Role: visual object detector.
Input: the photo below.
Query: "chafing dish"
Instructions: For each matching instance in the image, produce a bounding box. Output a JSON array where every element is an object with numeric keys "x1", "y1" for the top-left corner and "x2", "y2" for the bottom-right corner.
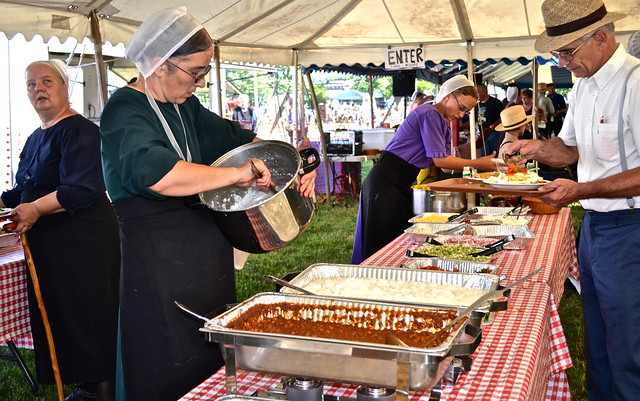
[
  {"x1": 202, "y1": 292, "x2": 481, "y2": 392},
  {"x1": 280, "y1": 263, "x2": 502, "y2": 314},
  {"x1": 470, "y1": 224, "x2": 536, "y2": 250},
  {"x1": 400, "y1": 257, "x2": 500, "y2": 275}
]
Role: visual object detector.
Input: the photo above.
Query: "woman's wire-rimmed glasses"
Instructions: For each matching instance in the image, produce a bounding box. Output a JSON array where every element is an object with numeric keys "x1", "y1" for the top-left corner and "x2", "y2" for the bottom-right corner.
[
  {"x1": 165, "y1": 59, "x2": 211, "y2": 84},
  {"x1": 453, "y1": 95, "x2": 473, "y2": 114},
  {"x1": 550, "y1": 34, "x2": 594, "y2": 62}
]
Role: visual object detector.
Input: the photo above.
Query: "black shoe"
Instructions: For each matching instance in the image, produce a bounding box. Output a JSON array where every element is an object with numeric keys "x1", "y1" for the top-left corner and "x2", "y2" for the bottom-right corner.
[{"x1": 65, "y1": 386, "x2": 97, "y2": 401}]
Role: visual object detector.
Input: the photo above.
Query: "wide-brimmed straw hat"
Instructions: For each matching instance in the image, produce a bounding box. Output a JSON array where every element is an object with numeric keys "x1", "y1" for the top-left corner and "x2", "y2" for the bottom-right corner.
[
  {"x1": 535, "y1": 0, "x2": 626, "y2": 53},
  {"x1": 495, "y1": 105, "x2": 534, "y2": 132}
]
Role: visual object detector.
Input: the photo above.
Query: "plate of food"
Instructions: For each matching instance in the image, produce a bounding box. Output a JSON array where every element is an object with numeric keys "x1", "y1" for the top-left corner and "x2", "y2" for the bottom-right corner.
[
  {"x1": 484, "y1": 182, "x2": 548, "y2": 190},
  {"x1": 483, "y1": 164, "x2": 548, "y2": 190}
]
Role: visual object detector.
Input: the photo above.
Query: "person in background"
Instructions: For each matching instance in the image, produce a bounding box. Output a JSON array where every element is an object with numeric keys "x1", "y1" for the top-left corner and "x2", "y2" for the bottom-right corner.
[
  {"x1": 502, "y1": 83, "x2": 521, "y2": 107},
  {"x1": 99, "y1": 8, "x2": 315, "y2": 401},
  {"x1": 351, "y1": 75, "x2": 497, "y2": 264},
  {"x1": 474, "y1": 83, "x2": 504, "y2": 156},
  {"x1": 0, "y1": 60, "x2": 119, "y2": 401},
  {"x1": 494, "y1": 105, "x2": 534, "y2": 161},
  {"x1": 536, "y1": 83, "x2": 556, "y2": 137},
  {"x1": 546, "y1": 83, "x2": 567, "y2": 136},
  {"x1": 521, "y1": 88, "x2": 546, "y2": 128},
  {"x1": 232, "y1": 93, "x2": 258, "y2": 132},
  {"x1": 506, "y1": 1, "x2": 640, "y2": 399}
]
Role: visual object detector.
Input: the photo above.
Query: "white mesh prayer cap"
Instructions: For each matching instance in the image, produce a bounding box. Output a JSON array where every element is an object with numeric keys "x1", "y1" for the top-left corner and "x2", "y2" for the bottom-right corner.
[
  {"x1": 125, "y1": 7, "x2": 203, "y2": 78},
  {"x1": 27, "y1": 60, "x2": 69, "y2": 86},
  {"x1": 436, "y1": 75, "x2": 475, "y2": 103},
  {"x1": 506, "y1": 85, "x2": 519, "y2": 102}
]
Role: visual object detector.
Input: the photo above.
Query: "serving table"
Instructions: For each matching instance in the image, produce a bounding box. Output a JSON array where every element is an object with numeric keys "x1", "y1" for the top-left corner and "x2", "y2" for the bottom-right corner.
[
  {"x1": 0, "y1": 242, "x2": 36, "y2": 391},
  {"x1": 181, "y1": 208, "x2": 578, "y2": 401}
]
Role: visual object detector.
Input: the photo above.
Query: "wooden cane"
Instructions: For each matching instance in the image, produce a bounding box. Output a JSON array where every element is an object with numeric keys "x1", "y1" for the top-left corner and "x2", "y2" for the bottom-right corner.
[{"x1": 21, "y1": 233, "x2": 65, "y2": 401}]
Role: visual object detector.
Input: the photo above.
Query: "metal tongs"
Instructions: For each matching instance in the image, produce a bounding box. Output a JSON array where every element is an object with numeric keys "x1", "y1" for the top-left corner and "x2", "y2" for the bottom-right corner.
[
  {"x1": 503, "y1": 197, "x2": 526, "y2": 218},
  {"x1": 405, "y1": 235, "x2": 514, "y2": 258},
  {"x1": 447, "y1": 207, "x2": 479, "y2": 223},
  {"x1": 424, "y1": 266, "x2": 545, "y2": 347},
  {"x1": 502, "y1": 150, "x2": 522, "y2": 165}
]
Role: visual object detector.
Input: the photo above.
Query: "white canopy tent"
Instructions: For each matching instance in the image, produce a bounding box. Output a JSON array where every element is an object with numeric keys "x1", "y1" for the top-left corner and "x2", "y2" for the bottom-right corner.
[
  {"x1": 1, "y1": 0, "x2": 638, "y2": 66},
  {"x1": 1, "y1": 0, "x2": 639, "y2": 193}
]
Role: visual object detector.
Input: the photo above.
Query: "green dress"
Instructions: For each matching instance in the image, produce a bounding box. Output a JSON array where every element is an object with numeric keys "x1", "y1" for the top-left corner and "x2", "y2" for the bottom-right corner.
[{"x1": 100, "y1": 88, "x2": 255, "y2": 401}]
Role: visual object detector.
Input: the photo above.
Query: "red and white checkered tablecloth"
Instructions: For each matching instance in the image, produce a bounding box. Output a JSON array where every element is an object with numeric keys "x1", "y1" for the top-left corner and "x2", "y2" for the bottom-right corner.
[
  {"x1": 181, "y1": 209, "x2": 578, "y2": 401},
  {"x1": 0, "y1": 243, "x2": 31, "y2": 345}
]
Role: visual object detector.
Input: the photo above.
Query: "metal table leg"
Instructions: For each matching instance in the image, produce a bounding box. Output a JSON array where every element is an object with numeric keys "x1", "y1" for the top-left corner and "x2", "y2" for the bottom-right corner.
[{"x1": 0, "y1": 340, "x2": 37, "y2": 393}]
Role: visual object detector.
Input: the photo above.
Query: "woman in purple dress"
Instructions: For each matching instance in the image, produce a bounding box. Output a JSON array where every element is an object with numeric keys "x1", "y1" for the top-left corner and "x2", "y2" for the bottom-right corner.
[{"x1": 351, "y1": 75, "x2": 496, "y2": 264}]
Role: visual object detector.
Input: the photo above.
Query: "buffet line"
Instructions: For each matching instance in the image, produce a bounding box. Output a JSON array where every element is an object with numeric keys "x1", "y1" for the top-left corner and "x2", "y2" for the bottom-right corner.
[{"x1": 181, "y1": 205, "x2": 579, "y2": 401}]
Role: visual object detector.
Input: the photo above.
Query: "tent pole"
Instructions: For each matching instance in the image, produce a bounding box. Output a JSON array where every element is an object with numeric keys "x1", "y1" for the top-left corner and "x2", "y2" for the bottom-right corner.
[
  {"x1": 213, "y1": 44, "x2": 223, "y2": 116},
  {"x1": 89, "y1": 11, "x2": 108, "y2": 110},
  {"x1": 298, "y1": 67, "x2": 307, "y2": 142},
  {"x1": 306, "y1": 70, "x2": 331, "y2": 204},
  {"x1": 292, "y1": 50, "x2": 299, "y2": 146},
  {"x1": 466, "y1": 40, "x2": 476, "y2": 208},
  {"x1": 532, "y1": 58, "x2": 540, "y2": 140},
  {"x1": 367, "y1": 72, "x2": 374, "y2": 128}
]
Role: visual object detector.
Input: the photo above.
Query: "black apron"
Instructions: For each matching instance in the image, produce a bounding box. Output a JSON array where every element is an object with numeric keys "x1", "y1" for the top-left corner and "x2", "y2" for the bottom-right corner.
[
  {"x1": 26, "y1": 195, "x2": 120, "y2": 383},
  {"x1": 113, "y1": 196, "x2": 235, "y2": 401},
  {"x1": 355, "y1": 151, "x2": 420, "y2": 262}
]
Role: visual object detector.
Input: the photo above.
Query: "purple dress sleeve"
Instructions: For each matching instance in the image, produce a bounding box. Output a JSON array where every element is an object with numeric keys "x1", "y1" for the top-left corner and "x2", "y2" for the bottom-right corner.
[{"x1": 385, "y1": 104, "x2": 451, "y2": 168}]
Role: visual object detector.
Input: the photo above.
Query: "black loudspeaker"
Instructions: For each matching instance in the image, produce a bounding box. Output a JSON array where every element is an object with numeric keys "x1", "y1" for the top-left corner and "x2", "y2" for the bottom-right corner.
[
  {"x1": 474, "y1": 73, "x2": 483, "y2": 84},
  {"x1": 392, "y1": 70, "x2": 416, "y2": 97}
]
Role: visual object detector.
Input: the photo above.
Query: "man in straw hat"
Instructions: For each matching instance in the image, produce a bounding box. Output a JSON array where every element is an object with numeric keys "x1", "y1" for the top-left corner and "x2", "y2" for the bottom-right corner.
[{"x1": 506, "y1": 1, "x2": 640, "y2": 399}]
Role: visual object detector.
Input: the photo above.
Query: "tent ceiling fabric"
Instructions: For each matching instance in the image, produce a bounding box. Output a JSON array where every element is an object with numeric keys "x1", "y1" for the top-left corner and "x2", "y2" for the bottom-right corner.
[{"x1": 1, "y1": 0, "x2": 639, "y2": 67}]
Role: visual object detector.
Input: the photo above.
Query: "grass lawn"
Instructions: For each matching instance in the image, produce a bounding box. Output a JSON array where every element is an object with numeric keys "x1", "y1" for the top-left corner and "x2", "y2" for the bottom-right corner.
[{"x1": 1, "y1": 200, "x2": 587, "y2": 400}]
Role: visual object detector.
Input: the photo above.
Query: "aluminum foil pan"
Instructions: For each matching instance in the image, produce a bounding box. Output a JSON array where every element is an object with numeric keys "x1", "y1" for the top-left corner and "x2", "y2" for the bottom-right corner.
[
  {"x1": 408, "y1": 212, "x2": 457, "y2": 223},
  {"x1": 405, "y1": 223, "x2": 467, "y2": 243},
  {"x1": 400, "y1": 257, "x2": 500, "y2": 275},
  {"x1": 202, "y1": 292, "x2": 481, "y2": 391},
  {"x1": 281, "y1": 263, "x2": 500, "y2": 313},
  {"x1": 470, "y1": 225, "x2": 536, "y2": 250}
]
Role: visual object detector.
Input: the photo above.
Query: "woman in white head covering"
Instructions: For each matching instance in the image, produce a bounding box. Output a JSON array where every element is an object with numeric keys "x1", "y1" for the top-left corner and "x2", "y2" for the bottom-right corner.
[
  {"x1": 351, "y1": 74, "x2": 497, "y2": 264},
  {"x1": 1, "y1": 60, "x2": 120, "y2": 401},
  {"x1": 100, "y1": 7, "x2": 315, "y2": 401}
]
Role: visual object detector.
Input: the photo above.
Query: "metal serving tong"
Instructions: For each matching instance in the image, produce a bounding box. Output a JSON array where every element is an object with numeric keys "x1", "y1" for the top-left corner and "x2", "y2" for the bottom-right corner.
[
  {"x1": 502, "y1": 150, "x2": 522, "y2": 165},
  {"x1": 447, "y1": 207, "x2": 479, "y2": 223},
  {"x1": 405, "y1": 235, "x2": 514, "y2": 258},
  {"x1": 423, "y1": 266, "x2": 545, "y2": 347}
]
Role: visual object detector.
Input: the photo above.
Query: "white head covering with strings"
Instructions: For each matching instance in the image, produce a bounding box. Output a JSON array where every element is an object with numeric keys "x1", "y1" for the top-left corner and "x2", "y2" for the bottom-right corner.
[
  {"x1": 124, "y1": 7, "x2": 206, "y2": 162},
  {"x1": 436, "y1": 75, "x2": 475, "y2": 103}
]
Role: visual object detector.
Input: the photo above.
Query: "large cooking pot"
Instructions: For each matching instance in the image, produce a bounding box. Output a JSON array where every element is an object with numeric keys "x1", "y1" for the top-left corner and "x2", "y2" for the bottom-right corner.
[
  {"x1": 412, "y1": 187, "x2": 467, "y2": 214},
  {"x1": 199, "y1": 140, "x2": 319, "y2": 254}
]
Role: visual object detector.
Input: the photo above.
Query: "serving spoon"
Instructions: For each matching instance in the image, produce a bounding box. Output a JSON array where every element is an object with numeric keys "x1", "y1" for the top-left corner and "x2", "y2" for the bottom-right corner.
[{"x1": 264, "y1": 275, "x2": 317, "y2": 295}]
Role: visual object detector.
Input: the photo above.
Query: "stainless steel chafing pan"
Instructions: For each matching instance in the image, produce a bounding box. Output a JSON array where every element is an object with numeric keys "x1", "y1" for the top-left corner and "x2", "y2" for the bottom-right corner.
[{"x1": 202, "y1": 292, "x2": 481, "y2": 391}]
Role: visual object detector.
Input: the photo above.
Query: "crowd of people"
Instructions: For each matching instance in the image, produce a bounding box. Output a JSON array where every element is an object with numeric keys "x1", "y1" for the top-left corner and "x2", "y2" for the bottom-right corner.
[{"x1": 3, "y1": 0, "x2": 639, "y2": 401}]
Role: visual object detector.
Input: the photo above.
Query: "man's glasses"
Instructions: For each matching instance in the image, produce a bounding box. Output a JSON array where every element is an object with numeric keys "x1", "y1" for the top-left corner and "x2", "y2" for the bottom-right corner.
[
  {"x1": 550, "y1": 35, "x2": 594, "y2": 63},
  {"x1": 165, "y1": 59, "x2": 211, "y2": 84}
]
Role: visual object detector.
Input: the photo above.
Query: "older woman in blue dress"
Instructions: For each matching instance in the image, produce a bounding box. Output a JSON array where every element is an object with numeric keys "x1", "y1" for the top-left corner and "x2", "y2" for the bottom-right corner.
[{"x1": 0, "y1": 60, "x2": 120, "y2": 401}]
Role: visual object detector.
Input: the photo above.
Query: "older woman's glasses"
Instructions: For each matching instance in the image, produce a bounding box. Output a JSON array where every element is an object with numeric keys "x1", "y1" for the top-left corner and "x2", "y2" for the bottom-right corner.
[
  {"x1": 165, "y1": 59, "x2": 211, "y2": 84},
  {"x1": 550, "y1": 35, "x2": 593, "y2": 62}
]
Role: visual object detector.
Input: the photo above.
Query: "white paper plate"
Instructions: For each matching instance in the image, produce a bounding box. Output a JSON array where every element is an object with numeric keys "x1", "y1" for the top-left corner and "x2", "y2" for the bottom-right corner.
[{"x1": 484, "y1": 181, "x2": 548, "y2": 190}]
